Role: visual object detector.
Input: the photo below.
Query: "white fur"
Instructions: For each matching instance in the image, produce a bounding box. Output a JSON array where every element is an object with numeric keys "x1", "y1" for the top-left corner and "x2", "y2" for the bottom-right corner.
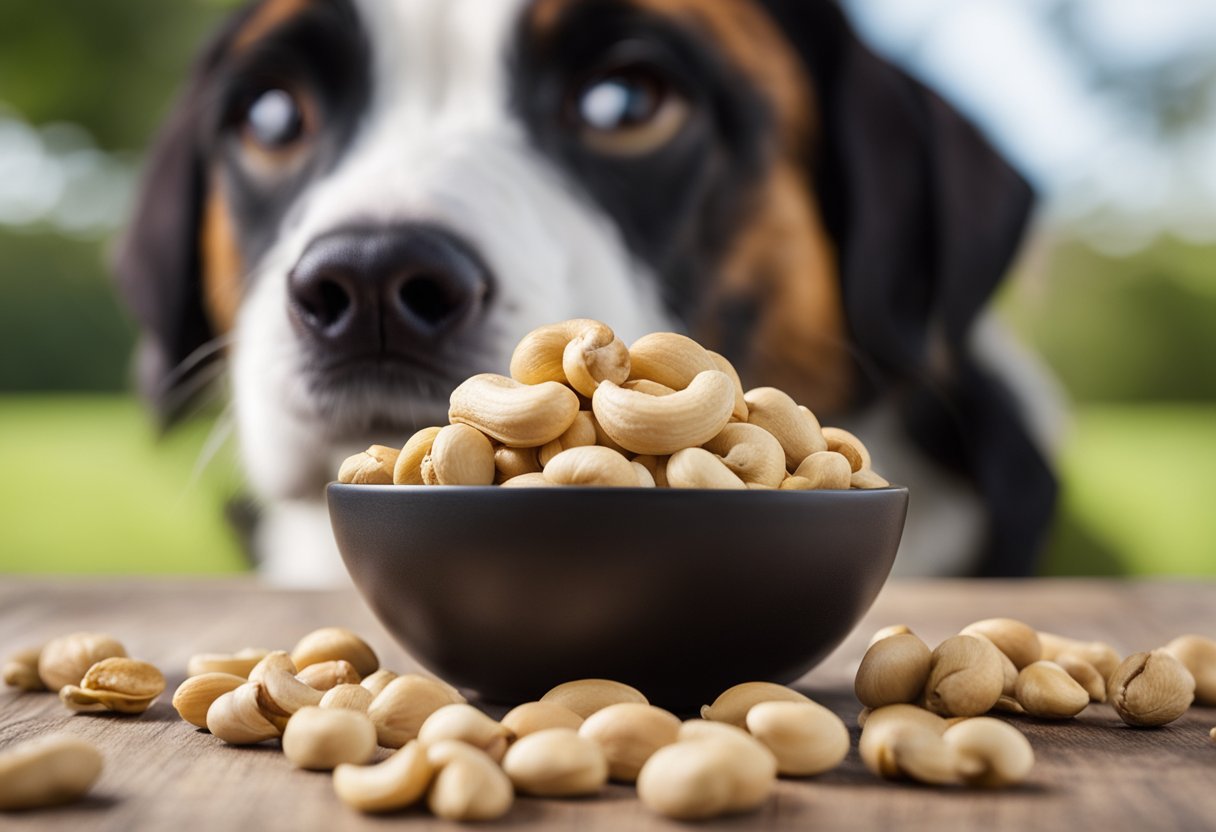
[{"x1": 232, "y1": 0, "x2": 676, "y2": 584}]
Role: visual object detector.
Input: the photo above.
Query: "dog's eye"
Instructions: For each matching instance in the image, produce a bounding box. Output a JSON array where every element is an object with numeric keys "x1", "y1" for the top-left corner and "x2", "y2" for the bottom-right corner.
[
  {"x1": 243, "y1": 89, "x2": 305, "y2": 150},
  {"x1": 571, "y1": 65, "x2": 689, "y2": 155}
]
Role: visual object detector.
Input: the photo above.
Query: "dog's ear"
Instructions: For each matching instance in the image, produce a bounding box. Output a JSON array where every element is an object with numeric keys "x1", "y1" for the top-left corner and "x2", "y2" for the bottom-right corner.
[
  {"x1": 113, "y1": 92, "x2": 213, "y2": 424},
  {"x1": 112, "y1": 9, "x2": 257, "y2": 425},
  {"x1": 763, "y1": 0, "x2": 1057, "y2": 574}
]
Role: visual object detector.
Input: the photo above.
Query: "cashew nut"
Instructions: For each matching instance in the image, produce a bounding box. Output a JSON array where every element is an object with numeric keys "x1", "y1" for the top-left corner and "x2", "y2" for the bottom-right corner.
[
  {"x1": 501, "y1": 701, "x2": 584, "y2": 739},
  {"x1": 996, "y1": 649, "x2": 1019, "y2": 698},
  {"x1": 173, "y1": 672, "x2": 246, "y2": 728},
  {"x1": 3, "y1": 646, "x2": 45, "y2": 691},
  {"x1": 943, "y1": 717, "x2": 1035, "y2": 788},
  {"x1": 1014, "y1": 661, "x2": 1089, "y2": 719},
  {"x1": 186, "y1": 647, "x2": 271, "y2": 678},
  {"x1": 319, "y1": 683, "x2": 374, "y2": 712},
  {"x1": 500, "y1": 472, "x2": 553, "y2": 488},
  {"x1": 1037, "y1": 632, "x2": 1121, "y2": 681},
  {"x1": 637, "y1": 721, "x2": 776, "y2": 819},
  {"x1": 702, "y1": 423, "x2": 786, "y2": 488},
  {"x1": 426, "y1": 739, "x2": 514, "y2": 821},
  {"x1": 393, "y1": 426, "x2": 442, "y2": 485},
  {"x1": 248, "y1": 650, "x2": 297, "y2": 683},
  {"x1": 1053, "y1": 652, "x2": 1107, "y2": 703},
  {"x1": 578, "y1": 703, "x2": 681, "y2": 782},
  {"x1": 858, "y1": 705, "x2": 957, "y2": 785},
  {"x1": 700, "y1": 681, "x2": 811, "y2": 727},
  {"x1": 537, "y1": 411, "x2": 597, "y2": 466},
  {"x1": 296, "y1": 660, "x2": 361, "y2": 691},
  {"x1": 676, "y1": 720, "x2": 775, "y2": 807},
  {"x1": 744, "y1": 387, "x2": 827, "y2": 469},
  {"x1": 960, "y1": 618, "x2": 1042, "y2": 670},
  {"x1": 1162, "y1": 634, "x2": 1216, "y2": 706},
  {"x1": 37, "y1": 632, "x2": 126, "y2": 691},
  {"x1": 509, "y1": 318, "x2": 630, "y2": 396},
  {"x1": 502, "y1": 727, "x2": 609, "y2": 797},
  {"x1": 368, "y1": 674, "x2": 467, "y2": 748},
  {"x1": 851, "y1": 468, "x2": 890, "y2": 488},
  {"x1": 821, "y1": 427, "x2": 870, "y2": 472},
  {"x1": 592, "y1": 371, "x2": 735, "y2": 455},
  {"x1": 359, "y1": 669, "x2": 398, "y2": 698},
  {"x1": 449, "y1": 373, "x2": 580, "y2": 447},
  {"x1": 1108, "y1": 650, "x2": 1195, "y2": 727},
  {"x1": 666, "y1": 447, "x2": 747, "y2": 489},
  {"x1": 333, "y1": 740, "x2": 433, "y2": 813},
  {"x1": 0, "y1": 735, "x2": 103, "y2": 811},
  {"x1": 924, "y1": 635, "x2": 1005, "y2": 717},
  {"x1": 540, "y1": 678, "x2": 648, "y2": 719},
  {"x1": 59, "y1": 657, "x2": 165, "y2": 715},
  {"x1": 291, "y1": 627, "x2": 379, "y2": 677},
  {"x1": 543, "y1": 445, "x2": 638, "y2": 487},
  {"x1": 494, "y1": 444, "x2": 541, "y2": 482},
  {"x1": 422, "y1": 423, "x2": 496, "y2": 485},
  {"x1": 707, "y1": 350, "x2": 749, "y2": 422},
  {"x1": 627, "y1": 331, "x2": 717, "y2": 390},
  {"x1": 745, "y1": 700, "x2": 850, "y2": 777},
  {"x1": 791, "y1": 450, "x2": 852, "y2": 489},
  {"x1": 207, "y1": 682, "x2": 282, "y2": 745},
  {"x1": 868, "y1": 624, "x2": 914, "y2": 647},
  {"x1": 588, "y1": 409, "x2": 628, "y2": 454},
  {"x1": 418, "y1": 703, "x2": 512, "y2": 762},
  {"x1": 622, "y1": 378, "x2": 676, "y2": 396},
  {"x1": 255, "y1": 666, "x2": 324, "y2": 721},
  {"x1": 338, "y1": 445, "x2": 399, "y2": 484},
  {"x1": 855, "y1": 633, "x2": 932, "y2": 708},
  {"x1": 630, "y1": 454, "x2": 669, "y2": 487},
  {"x1": 282, "y1": 706, "x2": 378, "y2": 770},
  {"x1": 631, "y1": 460, "x2": 657, "y2": 487}
]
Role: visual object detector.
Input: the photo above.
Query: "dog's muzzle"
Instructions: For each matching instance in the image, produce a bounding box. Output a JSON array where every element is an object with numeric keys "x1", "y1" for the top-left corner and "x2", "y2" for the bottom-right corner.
[{"x1": 287, "y1": 224, "x2": 491, "y2": 366}]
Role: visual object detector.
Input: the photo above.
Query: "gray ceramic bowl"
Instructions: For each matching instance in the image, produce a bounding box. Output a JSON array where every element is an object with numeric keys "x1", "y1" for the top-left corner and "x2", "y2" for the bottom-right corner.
[{"x1": 328, "y1": 484, "x2": 908, "y2": 710}]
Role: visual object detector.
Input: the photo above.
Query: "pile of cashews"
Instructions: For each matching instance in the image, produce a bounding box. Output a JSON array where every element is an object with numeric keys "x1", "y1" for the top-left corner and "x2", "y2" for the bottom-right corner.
[
  {"x1": 854, "y1": 620, "x2": 1214, "y2": 788},
  {"x1": 337, "y1": 318, "x2": 891, "y2": 489},
  {"x1": 6, "y1": 626, "x2": 1215, "y2": 816}
]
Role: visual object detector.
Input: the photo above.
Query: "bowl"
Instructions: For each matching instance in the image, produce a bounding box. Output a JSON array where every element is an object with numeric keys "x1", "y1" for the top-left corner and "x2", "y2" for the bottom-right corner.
[{"x1": 328, "y1": 484, "x2": 908, "y2": 710}]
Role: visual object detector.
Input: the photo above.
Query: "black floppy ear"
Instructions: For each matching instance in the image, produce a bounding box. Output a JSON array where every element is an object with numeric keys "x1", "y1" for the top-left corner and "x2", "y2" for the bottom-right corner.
[
  {"x1": 762, "y1": 0, "x2": 1057, "y2": 575},
  {"x1": 112, "y1": 91, "x2": 213, "y2": 424},
  {"x1": 112, "y1": 7, "x2": 258, "y2": 425}
]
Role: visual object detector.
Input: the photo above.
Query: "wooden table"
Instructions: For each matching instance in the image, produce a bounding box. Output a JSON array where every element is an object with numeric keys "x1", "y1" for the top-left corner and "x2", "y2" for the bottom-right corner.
[{"x1": 1, "y1": 578, "x2": 1213, "y2": 830}]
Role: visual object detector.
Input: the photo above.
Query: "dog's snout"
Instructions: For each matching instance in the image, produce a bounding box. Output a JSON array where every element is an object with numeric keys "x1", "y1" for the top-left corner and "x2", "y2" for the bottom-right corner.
[{"x1": 288, "y1": 225, "x2": 490, "y2": 357}]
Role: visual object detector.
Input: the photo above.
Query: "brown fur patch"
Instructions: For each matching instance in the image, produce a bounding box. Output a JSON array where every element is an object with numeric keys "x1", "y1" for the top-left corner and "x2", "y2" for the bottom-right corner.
[
  {"x1": 527, "y1": 0, "x2": 850, "y2": 412},
  {"x1": 200, "y1": 176, "x2": 243, "y2": 334},
  {"x1": 701, "y1": 165, "x2": 852, "y2": 414},
  {"x1": 233, "y1": 0, "x2": 311, "y2": 54}
]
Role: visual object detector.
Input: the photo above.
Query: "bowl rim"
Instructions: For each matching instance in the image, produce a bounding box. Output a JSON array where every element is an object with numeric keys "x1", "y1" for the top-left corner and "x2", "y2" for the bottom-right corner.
[{"x1": 327, "y1": 482, "x2": 908, "y2": 495}]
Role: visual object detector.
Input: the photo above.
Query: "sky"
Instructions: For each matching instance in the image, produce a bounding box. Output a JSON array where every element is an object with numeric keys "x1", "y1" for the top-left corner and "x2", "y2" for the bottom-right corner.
[
  {"x1": 2, "y1": 0, "x2": 1216, "y2": 250},
  {"x1": 842, "y1": 0, "x2": 1216, "y2": 250}
]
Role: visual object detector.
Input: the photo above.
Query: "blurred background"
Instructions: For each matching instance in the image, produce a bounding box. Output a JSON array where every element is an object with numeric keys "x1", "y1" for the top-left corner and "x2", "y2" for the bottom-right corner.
[{"x1": 1, "y1": 0, "x2": 1213, "y2": 575}]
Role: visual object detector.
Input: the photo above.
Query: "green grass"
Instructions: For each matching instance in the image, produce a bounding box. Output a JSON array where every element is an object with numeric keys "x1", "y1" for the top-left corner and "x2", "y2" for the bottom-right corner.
[
  {"x1": 0, "y1": 396, "x2": 1213, "y2": 575},
  {"x1": 0, "y1": 395, "x2": 247, "y2": 573},
  {"x1": 1041, "y1": 404, "x2": 1216, "y2": 576}
]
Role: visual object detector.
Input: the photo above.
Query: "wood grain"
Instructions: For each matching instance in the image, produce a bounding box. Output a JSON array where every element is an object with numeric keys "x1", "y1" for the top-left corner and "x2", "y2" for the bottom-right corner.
[{"x1": 1, "y1": 579, "x2": 1213, "y2": 831}]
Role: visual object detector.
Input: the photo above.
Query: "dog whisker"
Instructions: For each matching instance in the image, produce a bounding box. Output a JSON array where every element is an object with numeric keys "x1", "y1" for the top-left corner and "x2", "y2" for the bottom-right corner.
[
  {"x1": 183, "y1": 402, "x2": 237, "y2": 497},
  {"x1": 157, "y1": 357, "x2": 231, "y2": 424},
  {"x1": 154, "y1": 332, "x2": 235, "y2": 402}
]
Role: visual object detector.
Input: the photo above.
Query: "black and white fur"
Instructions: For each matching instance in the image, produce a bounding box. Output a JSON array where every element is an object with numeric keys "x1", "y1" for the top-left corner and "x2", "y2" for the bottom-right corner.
[{"x1": 116, "y1": 0, "x2": 1059, "y2": 585}]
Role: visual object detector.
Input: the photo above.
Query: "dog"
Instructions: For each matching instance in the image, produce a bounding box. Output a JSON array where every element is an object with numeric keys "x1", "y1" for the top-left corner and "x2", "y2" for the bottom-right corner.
[{"x1": 114, "y1": 0, "x2": 1058, "y2": 584}]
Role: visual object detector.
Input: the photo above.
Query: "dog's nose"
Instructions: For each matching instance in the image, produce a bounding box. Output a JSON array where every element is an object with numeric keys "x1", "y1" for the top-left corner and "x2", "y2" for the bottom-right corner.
[{"x1": 288, "y1": 225, "x2": 489, "y2": 355}]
